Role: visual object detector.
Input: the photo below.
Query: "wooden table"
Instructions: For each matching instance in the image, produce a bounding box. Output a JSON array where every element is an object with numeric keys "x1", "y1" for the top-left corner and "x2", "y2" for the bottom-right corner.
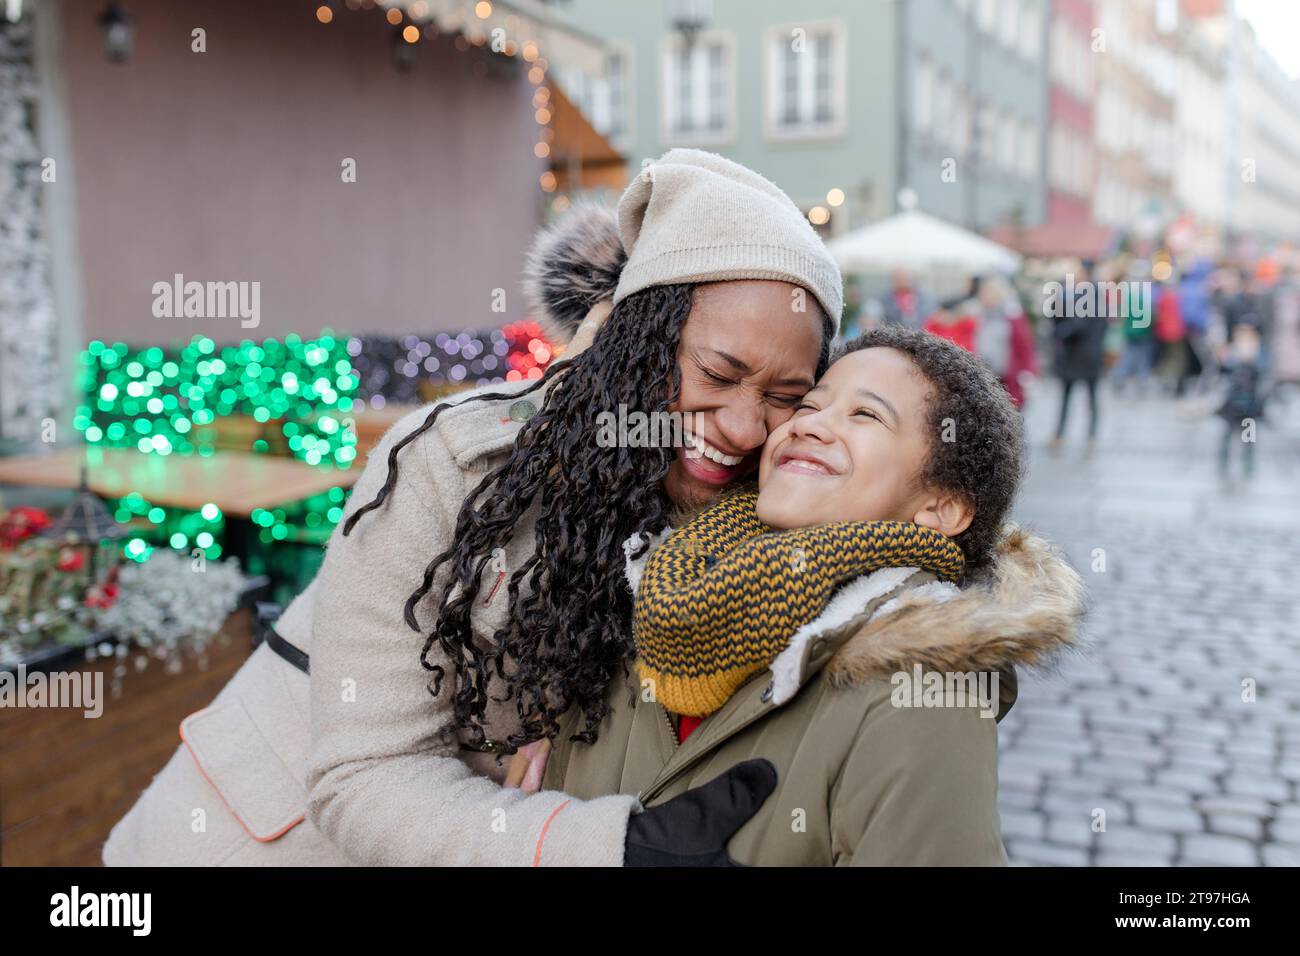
[{"x1": 0, "y1": 447, "x2": 356, "y2": 517}]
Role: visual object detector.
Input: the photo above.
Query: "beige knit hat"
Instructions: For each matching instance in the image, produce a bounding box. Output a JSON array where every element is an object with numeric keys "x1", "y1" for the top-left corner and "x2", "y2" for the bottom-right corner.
[{"x1": 612, "y1": 148, "x2": 843, "y2": 331}]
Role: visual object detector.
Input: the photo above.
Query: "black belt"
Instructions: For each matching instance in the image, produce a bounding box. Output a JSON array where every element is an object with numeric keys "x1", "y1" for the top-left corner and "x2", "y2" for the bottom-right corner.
[{"x1": 265, "y1": 627, "x2": 310, "y2": 675}]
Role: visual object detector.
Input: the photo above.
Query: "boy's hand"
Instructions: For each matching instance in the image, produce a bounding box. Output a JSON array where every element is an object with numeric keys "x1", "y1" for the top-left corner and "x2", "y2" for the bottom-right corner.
[{"x1": 503, "y1": 739, "x2": 551, "y2": 794}]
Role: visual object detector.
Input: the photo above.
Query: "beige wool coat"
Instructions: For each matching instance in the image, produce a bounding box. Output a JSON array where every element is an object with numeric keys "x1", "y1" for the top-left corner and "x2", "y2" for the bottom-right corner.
[{"x1": 104, "y1": 304, "x2": 642, "y2": 867}]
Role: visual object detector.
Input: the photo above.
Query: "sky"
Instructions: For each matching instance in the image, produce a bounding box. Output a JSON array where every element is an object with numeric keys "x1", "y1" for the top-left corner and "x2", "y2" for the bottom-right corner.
[{"x1": 1236, "y1": 0, "x2": 1300, "y2": 79}]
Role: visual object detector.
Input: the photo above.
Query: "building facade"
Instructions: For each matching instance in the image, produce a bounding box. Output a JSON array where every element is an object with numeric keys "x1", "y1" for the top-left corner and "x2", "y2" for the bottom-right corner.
[
  {"x1": 1091, "y1": 0, "x2": 1177, "y2": 235},
  {"x1": 1046, "y1": 0, "x2": 1097, "y2": 226},
  {"x1": 560, "y1": 0, "x2": 1050, "y2": 236},
  {"x1": 906, "y1": 0, "x2": 1050, "y2": 231}
]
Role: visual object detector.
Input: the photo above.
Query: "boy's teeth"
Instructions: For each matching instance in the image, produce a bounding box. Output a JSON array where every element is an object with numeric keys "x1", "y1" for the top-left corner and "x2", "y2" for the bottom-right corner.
[{"x1": 684, "y1": 429, "x2": 742, "y2": 467}]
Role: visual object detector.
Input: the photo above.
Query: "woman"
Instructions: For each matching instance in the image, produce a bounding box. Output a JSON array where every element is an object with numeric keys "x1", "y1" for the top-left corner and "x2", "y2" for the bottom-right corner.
[{"x1": 104, "y1": 148, "x2": 842, "y2": 866}]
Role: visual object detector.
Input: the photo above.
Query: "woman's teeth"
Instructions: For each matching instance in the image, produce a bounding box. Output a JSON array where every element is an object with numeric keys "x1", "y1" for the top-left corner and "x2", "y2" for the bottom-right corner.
[{"x1": 683, "y1": 429, "x2": 744, "y2": 467}]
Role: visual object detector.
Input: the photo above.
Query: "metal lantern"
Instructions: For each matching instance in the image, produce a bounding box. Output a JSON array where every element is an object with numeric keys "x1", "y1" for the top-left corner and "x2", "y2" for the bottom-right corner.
[
  {"x1": 40, "y1": 467, "x2": 127, "y2": 582},
  {"x1": 98, "y1": 2, "x2": 133, "y2": 63}
]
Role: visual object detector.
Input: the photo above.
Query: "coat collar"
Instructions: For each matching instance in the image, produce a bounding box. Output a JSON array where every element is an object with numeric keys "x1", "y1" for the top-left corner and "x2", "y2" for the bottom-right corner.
[{"x1": 822, "y1": 525, "x2": 1084, "y2": 690}]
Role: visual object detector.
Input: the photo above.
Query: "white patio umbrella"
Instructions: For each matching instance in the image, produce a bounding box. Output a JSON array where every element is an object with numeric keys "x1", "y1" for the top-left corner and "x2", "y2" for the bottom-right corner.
[{"x1": 826, "y1": 195, "x2": 1022, "y2": 276}]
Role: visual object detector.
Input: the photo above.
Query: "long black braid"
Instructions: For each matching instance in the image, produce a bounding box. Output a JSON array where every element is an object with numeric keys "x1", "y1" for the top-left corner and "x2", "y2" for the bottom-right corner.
[{"x1": 343, "y1": 283, "x2": 833, "y2": 749}]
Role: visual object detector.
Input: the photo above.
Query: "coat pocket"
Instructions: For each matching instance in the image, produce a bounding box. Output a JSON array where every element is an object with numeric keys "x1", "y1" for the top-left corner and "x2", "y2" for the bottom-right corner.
[{"x1": 180, "y1": 698, "x2": 307, "y2": 842}]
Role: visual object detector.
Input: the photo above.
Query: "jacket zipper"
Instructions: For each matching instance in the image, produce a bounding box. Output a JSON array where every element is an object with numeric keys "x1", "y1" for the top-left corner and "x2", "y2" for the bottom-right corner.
[
  {"x1": 635, "y1": 706, "x2": 681, "y2": 804},
  {"x1": 662, "y1": 706, "x2": 679, "y2": 747},
  {"x1": 639, "y1": 703, "x2": 773, "y2": 806},
  {"x1": 638, "y1": 679, "x2": 773, "y2": 806}
]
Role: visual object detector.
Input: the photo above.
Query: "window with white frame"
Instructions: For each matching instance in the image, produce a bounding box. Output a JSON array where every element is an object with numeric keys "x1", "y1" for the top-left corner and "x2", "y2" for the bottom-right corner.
[
  {"x1": 1000, "y1": 112, "x2": 1018, "y2": 170},
  {"x1": 663, "y1": 32, "x2": 733, "y2": 142},
  {"x1": 914, "y1": 55, "x2": 934, "y2": 135},
  {"x1": 934, "y1": 71, "x2": 953, "y2": 145},
  {"x1": 953, "y1": 88, "x2": 971, "y2": 155},
  {"x1": 605, "y1": 48, "x2": 631, "y2": 146},
  {"x1": 767, "y1": 24, "x2": 845, "y2": 137},
  {"x1": 1049, "y1": 125, "x2": 1065, "y2": 189},
  {"x1": 1019, "y1": 0, "x2": 1041, "y2": 60},
  {"x1": 1018, "y1": 118, "x2": 1038, "y2": 177},
  {"x1": 978, "y1": 0, "x2": 997, "y2": 33},
  {"x1": 575, "y1": 46, "x2": 633, "y2": 150},
  {"x1": 977, "y1": 102, "x2": 997, "y2": 165},
  {"x1": 999, "y1": 0, "x2": 1020, "y2": 49}
]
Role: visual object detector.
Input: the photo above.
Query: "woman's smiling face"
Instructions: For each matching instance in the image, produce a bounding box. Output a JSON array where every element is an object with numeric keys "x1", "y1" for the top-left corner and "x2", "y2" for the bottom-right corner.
[
  {"x1": 756, "y1": 347, "x2": 936, "y2": 529},
  {"x1": 665, "y1": 280, "x2": 825, "y2": 510}
]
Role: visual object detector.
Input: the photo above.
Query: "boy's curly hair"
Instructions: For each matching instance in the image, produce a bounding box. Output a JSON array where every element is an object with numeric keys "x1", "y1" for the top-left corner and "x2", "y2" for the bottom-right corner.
[{"x1": 836, "y1": 325, "x2": 1024, "y2": 574}]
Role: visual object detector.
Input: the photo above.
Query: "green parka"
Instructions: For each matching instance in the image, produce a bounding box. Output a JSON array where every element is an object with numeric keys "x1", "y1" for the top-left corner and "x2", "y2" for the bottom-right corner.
[{"x1": 542, "y1": 527, "x2": 1083, "y2": 866}]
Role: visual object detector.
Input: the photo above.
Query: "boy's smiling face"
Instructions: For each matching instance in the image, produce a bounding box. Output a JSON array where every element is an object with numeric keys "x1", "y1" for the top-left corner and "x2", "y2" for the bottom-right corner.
[{"x1": 756, "y1": 347, "x2": 973, "y2": 536}]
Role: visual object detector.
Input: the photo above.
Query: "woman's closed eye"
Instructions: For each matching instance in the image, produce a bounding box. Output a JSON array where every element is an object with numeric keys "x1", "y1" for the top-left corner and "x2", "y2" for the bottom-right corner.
[
  {"x1": 853, "y1": 407, "x2": 883, "y2": 423},
  {"x1": 699, "y1": 365, "x2": 734, "y2": 386},
  {"x1": 765, "y1": 392, "x2": 802, "y2": 409},
  {"x1": 701, "y1": 364, "x2": 802, "y2": 408}
]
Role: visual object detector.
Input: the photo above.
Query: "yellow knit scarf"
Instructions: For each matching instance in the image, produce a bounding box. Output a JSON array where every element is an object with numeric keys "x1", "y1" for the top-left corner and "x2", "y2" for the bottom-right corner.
[{"x1": 633, "y1": 489, "x2": 965, "y2": 718}]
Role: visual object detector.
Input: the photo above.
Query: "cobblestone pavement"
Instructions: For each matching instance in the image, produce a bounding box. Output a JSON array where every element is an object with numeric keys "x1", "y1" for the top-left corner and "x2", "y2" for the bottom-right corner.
[{"x1": 998, "y1": 379, "x2": 1300, "y2": 866}]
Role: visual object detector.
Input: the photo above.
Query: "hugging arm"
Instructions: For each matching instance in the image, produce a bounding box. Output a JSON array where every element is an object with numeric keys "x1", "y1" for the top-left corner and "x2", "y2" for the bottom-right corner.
[{"x1": 306, "y1": 409, "x2": 637, "y2": 866}]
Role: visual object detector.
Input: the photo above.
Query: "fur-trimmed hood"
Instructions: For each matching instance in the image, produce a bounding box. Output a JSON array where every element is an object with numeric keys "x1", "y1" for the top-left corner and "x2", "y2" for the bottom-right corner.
[{"x1": 823, "y1": 525, "x2": 1085, "y2": 687}]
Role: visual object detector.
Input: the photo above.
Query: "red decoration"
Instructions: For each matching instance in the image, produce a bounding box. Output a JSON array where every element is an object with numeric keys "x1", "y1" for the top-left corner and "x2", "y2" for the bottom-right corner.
[
  {"x1": 502, "y1": 320, "x2": 557, "y2": 382},
  {"x1": 0, "y1": 507, "x2": 53, "y2": 549},
  {"x1": 57, "y1": 548, "x2": 86, "y2": 572}
]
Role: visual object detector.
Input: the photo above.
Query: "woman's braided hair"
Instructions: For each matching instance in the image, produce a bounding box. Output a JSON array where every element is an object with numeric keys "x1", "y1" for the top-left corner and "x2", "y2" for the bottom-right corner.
[{"x1": 344, "y1": 282, "x2": 833, "y2": 748}]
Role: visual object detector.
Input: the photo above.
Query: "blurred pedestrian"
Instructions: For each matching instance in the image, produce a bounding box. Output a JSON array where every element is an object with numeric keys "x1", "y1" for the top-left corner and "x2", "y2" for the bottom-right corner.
[
  {"x1": 974, "y1": 275, "x2": 1038, "y2": 409},
  {"x1": 1222, "y1": 267, "x2": 1273, "y2": 346},
  {"x1": 1176, "y1": 258, "x2": 1213, "y2": 395},
  {"x1": 1216, "y1": 322, "x2": 1266, "y2": 481},
  {"x1": 1049, "y1": 261, "x2": 1107, "y2": 451},
  {"x1": 881, "y1": 269, "x2": 934, "y2": 329},
  {"x1": 923, "y1": 295, "x2": 978, "y2": 352},
  {"x1": 1110, "y1": 269, "x2": 1156, "y2": 394},
  {"x1": 839, "y1": 279, "x2": 865, "y2": 340},
  {"x1": 1153, "y1": 272, "x2": 1186, "y2": 391},
  {"x1": 1272, "y1": 262, "x2": 1300, "y2": 387}
]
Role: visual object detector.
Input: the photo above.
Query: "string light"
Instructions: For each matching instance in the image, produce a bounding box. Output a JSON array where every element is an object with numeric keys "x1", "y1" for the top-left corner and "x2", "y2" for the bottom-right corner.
[
  {"x1": 77, "y1": 333, "x2": 358, "y2": 469},
  {"x1": 313, "y1": 2, "x2": 559, "y2": 194}
]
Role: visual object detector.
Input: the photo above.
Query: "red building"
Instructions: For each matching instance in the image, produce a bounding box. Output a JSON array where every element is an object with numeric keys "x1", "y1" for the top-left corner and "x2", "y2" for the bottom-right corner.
[{"x1": 1047, "y1": 0, "x2": 1097, "y2": 228}]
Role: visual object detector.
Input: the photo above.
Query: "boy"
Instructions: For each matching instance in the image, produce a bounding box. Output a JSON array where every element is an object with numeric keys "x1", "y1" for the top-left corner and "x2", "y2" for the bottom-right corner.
[{"x1": 523, "y1": 326, "x2": 1083, "y2": 865}]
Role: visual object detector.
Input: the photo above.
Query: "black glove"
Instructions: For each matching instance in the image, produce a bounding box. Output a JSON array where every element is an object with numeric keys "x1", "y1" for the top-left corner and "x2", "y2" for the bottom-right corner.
[{"x1": 623, "y1": 759, "x2": 778, "y2": 866}]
